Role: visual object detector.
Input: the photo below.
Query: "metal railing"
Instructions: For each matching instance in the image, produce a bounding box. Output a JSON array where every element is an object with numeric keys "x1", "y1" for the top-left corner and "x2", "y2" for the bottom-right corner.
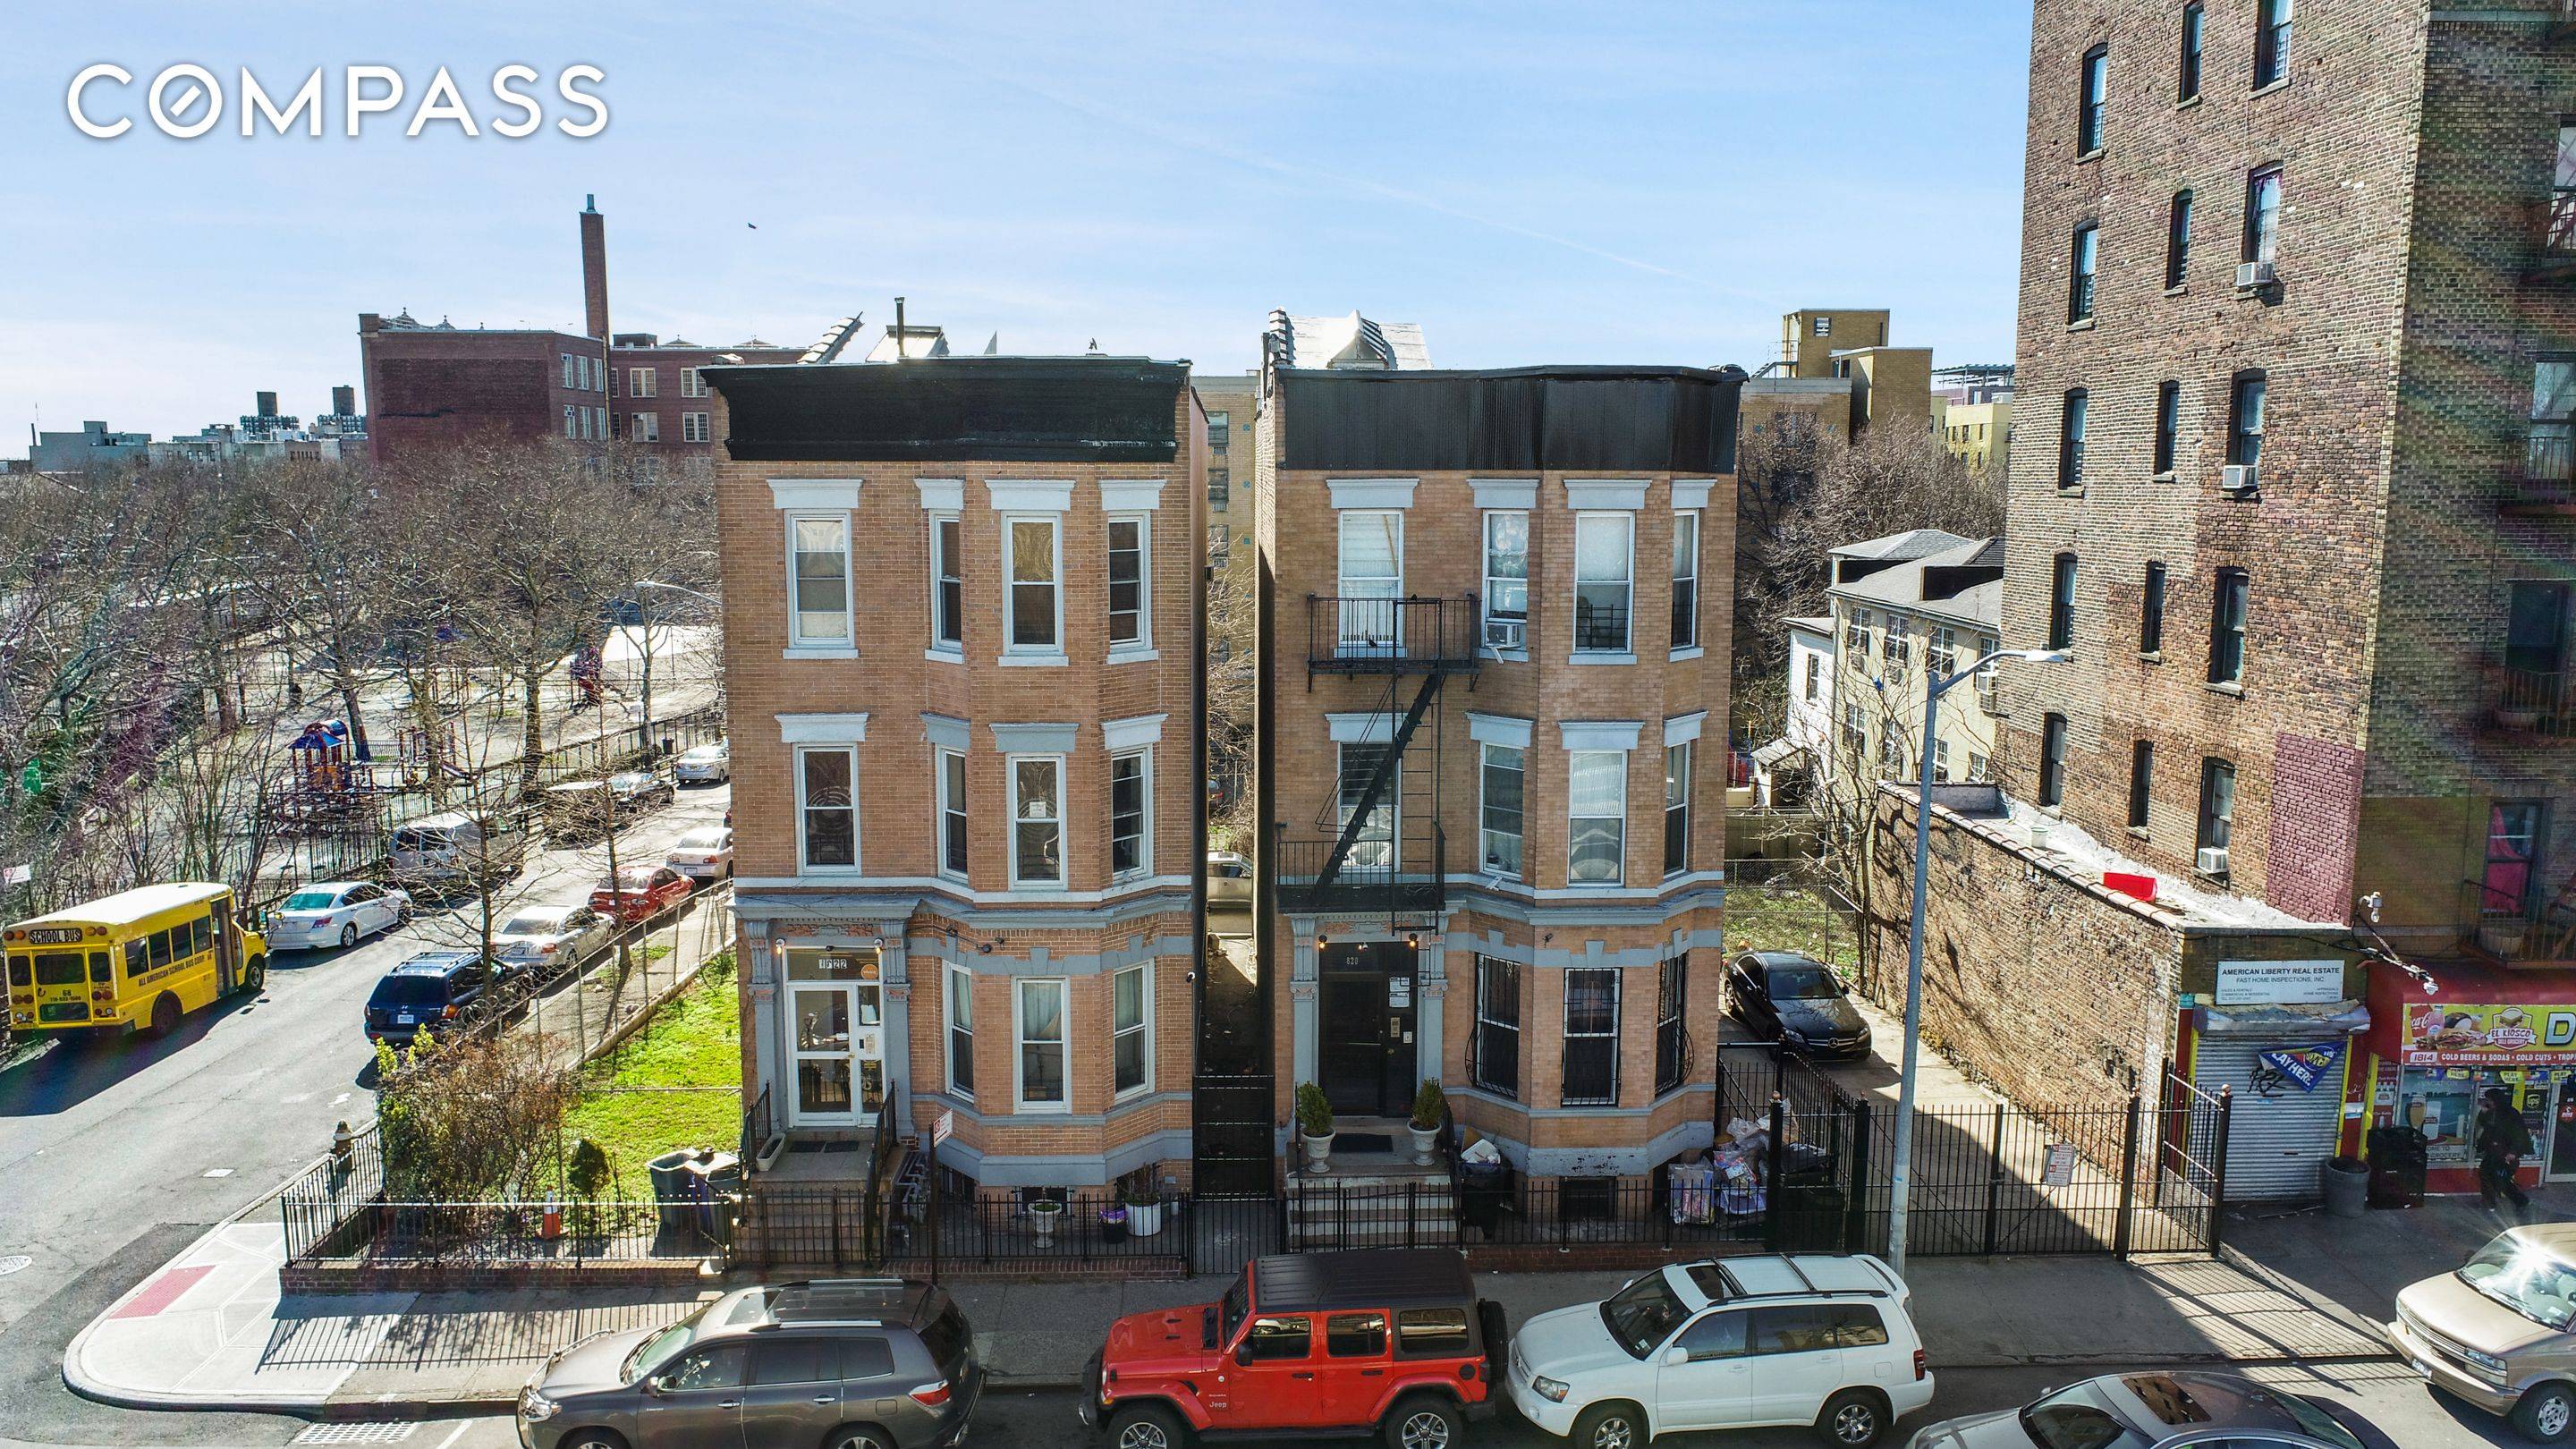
[
  {"x1": 742, "y1": 1083, "x2": 774, "y2": 1166},
  {"x1": 2493, "y1": 665, "x2": 2576, "y2": 737},
  {"x1": 1304, "y1": 595, "x2": 1484, "y2": 677},
  {"x1": 2462, "y1": 876, "x2": 2576, "y2": 966},
  {"x1": 1274, "y1": 825, "x2": 1447, "y2": 915},
  {"x1": 737, "y1": 1187, "x2": 1280, "y2": 1277},
  {"x1": 2511, "y1": 428, "x2": 2576, "y2": 510},
  {"x1": 294, "y1": 1199, "x2": 716, "y2": 1265}
]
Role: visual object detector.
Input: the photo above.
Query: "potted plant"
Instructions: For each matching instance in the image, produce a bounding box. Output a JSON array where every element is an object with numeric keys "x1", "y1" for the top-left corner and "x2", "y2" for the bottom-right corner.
[
  {"x1": 1406, "y1": 1080, "x2": 1445, "y2": 1165},
  {"x1": 1122, "y1": 1178, "x2": 1164, "y2": 1238},
  {"x1": 1027, "y1": 1195, "x2": 1064, "y2": 1245},
  {"x1": 1296, "y1": 1081, "x2": 1335, "y2": 1174},
  {"x1": 1100, "y1": 1195, "x2": 1130, "y2": 1243}
]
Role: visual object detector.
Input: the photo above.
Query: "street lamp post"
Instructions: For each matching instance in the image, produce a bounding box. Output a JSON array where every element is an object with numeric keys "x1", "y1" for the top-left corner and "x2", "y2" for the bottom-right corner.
[{"x1": 1885, "y1": 646, "x2": 2065, "y2": 1279}]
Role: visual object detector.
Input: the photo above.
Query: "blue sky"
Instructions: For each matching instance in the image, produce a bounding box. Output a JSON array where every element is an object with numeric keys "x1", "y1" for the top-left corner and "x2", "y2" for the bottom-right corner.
[{"x1": 3, "y1": 2, "x2": 2032, "y2": 443}]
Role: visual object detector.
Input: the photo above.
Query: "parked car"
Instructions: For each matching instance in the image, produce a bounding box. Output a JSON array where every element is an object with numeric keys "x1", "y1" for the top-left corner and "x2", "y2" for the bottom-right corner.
[
  {"x1": 1728, "y1": 952, "x2": 1873, "y2": 1059},
  {"x1": 1085, "y1": 1249, "x2": 1501, "y2": 1449},
  {"x1": 2389, "y1": 1223, "x2": 2576, "y2": 1442},
  {"x1": 539, "y1": 772, "x2": 671, "y2": 840},
  {"x1": 387, "y1": 811, "x2": 526, "y2": 896},
  {"x1": 516, "y1": 1277, "x2": 979, "y2": 1449},
  {"x1": 1905, "y1": 1370, "x2": 2363, "y2": 1448},
  {"x1": 673, "y1": 741, "x2": 730, "y2": 784},
  {"x1": 666, "y1": 826, "x2": 735, "y2": 884},
  {"x1": 1509, "y1": 1254, "x2": 1928, "y2": 1449},
  {"x1": 590, "y1": 864, "x2": 693, "y2": 925},
  {"x1": 363, "y1": 950, "x2": 498, "y2": 1048},
  {"x1": 490, "y1": 903, "x2": 614, "y2": 974},
  {"x1": 266, "y1": 880, "x2": 411, "y2": 951},
  {"x1": 1206, "y1": 850, "x2": 1253, "y2": 907}
]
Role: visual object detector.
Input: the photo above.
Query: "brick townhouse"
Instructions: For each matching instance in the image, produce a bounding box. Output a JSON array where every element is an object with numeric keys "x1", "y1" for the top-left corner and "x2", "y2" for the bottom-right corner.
[
  {"x1": 1254, "y1": 340, "x2": 1747, "y2": 1186},
  {"x1": 1883, "y1": 0, "x2": 2576, "y2": 1200},
  {"x1": 703, "y1": 354, "x2": 1206, "y2": 1204},
  {"x1": 360, "y1": 197, "x2": 806, "y2": 462}
]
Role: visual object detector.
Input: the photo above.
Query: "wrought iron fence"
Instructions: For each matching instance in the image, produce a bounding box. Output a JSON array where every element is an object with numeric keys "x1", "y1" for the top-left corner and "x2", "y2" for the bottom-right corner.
[
  {"x1": 298, "y1": 1199, "x2": 716, "y2": 1265},
  {"x1": 280, "y1": 1123, "x2": 386, "y2": 1260},
  {"x1": 735, "y1": 1187, "x2": 1283, "y2": 1278}
]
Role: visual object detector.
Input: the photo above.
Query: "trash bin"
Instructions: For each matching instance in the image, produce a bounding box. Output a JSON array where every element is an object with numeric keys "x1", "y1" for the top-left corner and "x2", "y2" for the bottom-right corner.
[
  {"x1": 647, "y1": 1149, "x2": 698, "y2": 1234},
  {"x1": 686, "y1": 1149, "x2": 741, "y2": 1241},
  {"x1": 2366, "y1": 1125, "x2": 2428, "y2": 1208},
  {"x1": 2321, "y1": 1155, "x2": 2369, "y2": 1219},
  {"x1": 1458, "y1": 1159, "x2": 1510, "y2": 1239}
]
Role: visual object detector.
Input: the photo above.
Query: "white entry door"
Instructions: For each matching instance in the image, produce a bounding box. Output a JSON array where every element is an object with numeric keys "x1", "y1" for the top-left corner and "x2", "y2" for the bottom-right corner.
[{"x1": 786, "y1": 953, "x2": 886, "y2": 1129}]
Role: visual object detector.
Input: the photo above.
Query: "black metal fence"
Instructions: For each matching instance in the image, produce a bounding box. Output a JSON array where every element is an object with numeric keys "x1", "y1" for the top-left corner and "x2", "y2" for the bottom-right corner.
[
  {"x1": 280, "y1": 1123, "x2": 387, "y2": 1261},
  {"x1": 735, "y1": 1187, "x2": 1284, "y2": 1278},
  {"x1": 296, "y1": 1199, "x2": 716, "y2": 1266},
  {"x1": 1192, "y1": 1074, "x2": 1276, "y2": 1199}
]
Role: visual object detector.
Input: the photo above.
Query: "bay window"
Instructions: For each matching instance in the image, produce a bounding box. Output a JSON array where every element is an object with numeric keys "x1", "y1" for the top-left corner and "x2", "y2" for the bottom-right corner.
[
  {"x1": 936, "y1": 748, "x2": 969, "y2": 880},
  {"x1": 1663, "y1": 741, "x2": 1692, "y2": 877},
  {"x1": 1473, "y1": 955, "x2": 1521, "y2": 1099},
  {"x1": 796, "y1": 746, "x2": 858, "y2": 870},
  {"x1": 1016, "y1": 979, "x2": 1067, "y2": 1109},
  {"x1": 945, "y1": 962, "x2": 974, "y2": 1098},
  {"x1": 1479, "y1": 742, "x2": 1525, "y2": 877},
  {"x1": 1110, "y1": 750, "x2": 1150, "y2": 878},
  {"x1": 1483, "y1": 511, "x2": 1529, "y2": 650},
  {"x1": 788, "y1": 514, "x2": 852, "y2": 648},
  {"x1": 1004, "y1": 517, "x2": 1062, "y2": 656},
  {"x1": 1654, "y1": 957, "x2": 1687, "y2": 1097},
  {"x1": 1107, "y1": 515, "x2": 1149, "y2": 653},
  {"x1": 1563, "y1": 968, "x2": 1620, "y2": 1107},
  {"x1": 1010, "y1": 756, "x2": 1064, "y2": 886},
  {"x1": 1568, "y1": 751, "x2": 1627, "y2": 886},
  {"x1": 931, "y1": 514, "x2": 963, "y2": 652},
  {"x1": 1113, "y1": 962, "x2": 1151, "y2": 1097},
  {"x1": 1670, "y1": 511, "x2": 1700, "y2": 650}
]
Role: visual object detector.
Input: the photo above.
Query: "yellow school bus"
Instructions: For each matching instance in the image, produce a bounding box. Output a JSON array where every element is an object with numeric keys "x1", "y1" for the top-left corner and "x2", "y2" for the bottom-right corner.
[{"x1": 4, "y1": 883, "x2": 268, "y2": 1037}]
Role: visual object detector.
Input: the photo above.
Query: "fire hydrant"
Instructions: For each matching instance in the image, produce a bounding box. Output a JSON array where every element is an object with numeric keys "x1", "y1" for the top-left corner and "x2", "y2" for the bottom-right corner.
[{"x1": 540, "y1": 1191, "x2": 563, "y2": 1241}]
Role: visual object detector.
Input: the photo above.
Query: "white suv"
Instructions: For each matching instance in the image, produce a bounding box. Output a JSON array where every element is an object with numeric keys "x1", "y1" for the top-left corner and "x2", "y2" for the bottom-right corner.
[{"x1": 1507, "y1": 1254, "x2": 1932, "y2": 1449}]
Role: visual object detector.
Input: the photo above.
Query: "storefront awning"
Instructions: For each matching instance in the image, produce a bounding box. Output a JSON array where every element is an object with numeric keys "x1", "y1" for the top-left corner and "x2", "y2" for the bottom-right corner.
[
  {"x1": 2200, "y1": 1001, "x2": 2369, "y2": 1037},
  {"x1": 2364, "y1": 956, "x2": 2576, "y2": 1068}
]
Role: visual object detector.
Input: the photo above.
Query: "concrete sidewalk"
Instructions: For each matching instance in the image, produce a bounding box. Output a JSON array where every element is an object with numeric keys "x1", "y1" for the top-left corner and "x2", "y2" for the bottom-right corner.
[{"x1": 68, "y1": 1224, "x2": 2393, "y2": 1415}]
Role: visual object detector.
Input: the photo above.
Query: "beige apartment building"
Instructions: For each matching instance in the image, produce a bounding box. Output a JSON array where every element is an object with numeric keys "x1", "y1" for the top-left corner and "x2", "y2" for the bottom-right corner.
[
  {"x1": 1254, "y1": 342, "x2": 1747, "y2": 1182},
  {"x1": 1739, "y1": 307, "x2": 1936, "y2": 447},
  {"x1": 1820, "y1": 531, "x2": 2006, "y2": 792},
  {"x1": 704, "y1": 354, "x2": 1207, "y2": 1201}
]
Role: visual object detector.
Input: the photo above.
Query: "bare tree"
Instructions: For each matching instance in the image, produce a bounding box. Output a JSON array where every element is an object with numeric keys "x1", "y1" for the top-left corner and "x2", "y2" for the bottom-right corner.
[{"x1": 1206, "y1": 555, "x2": 1256, "y2": 851}]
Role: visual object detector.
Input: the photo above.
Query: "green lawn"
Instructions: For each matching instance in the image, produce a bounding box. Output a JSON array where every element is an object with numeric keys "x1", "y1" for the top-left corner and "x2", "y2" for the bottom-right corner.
[
  {"x1": 1726, "y1": 884, "x2": 1861, "y2": 970},
  {"x1": 534, "y1": 953, "x2": 740, "y2": 1196}
]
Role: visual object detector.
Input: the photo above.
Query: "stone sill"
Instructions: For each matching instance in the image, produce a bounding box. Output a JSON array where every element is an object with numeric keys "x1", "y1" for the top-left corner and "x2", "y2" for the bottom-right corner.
[
  {"x1": 2139, "y1": 650, "x2": 2164, "y2": 665},
  {"x1": 2206, "y1": 681, "x2": 2245, "y2": 699},
  {"x1": 2067, "y1": 318, "x2": 2097, "y2": 333}
]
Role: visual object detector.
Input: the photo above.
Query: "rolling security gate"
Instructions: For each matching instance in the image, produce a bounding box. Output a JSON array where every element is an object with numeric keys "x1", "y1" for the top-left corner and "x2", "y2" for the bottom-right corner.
[{"x1": 2190, "y1": 1031, "x2": 2351, "y2": 1200}]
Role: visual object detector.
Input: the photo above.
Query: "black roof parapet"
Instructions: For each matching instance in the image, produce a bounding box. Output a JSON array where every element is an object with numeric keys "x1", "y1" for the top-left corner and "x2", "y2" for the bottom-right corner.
[
  {"x1": 1277, "y1": 363, "x2": 1748, "y2": 473},
  {"x1": 700, "y1": 355, "x2": 1192, "y2": 462}
]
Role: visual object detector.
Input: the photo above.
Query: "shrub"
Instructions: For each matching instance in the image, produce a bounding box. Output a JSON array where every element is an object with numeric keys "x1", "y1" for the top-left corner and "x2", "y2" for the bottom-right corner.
[
  {"x1": 1410, "y1": 1080, "x2": 1445, "y2": 1131},
  {"x1": 1295, "y1": 1081, "x2": 1334, "y2": 1139}
]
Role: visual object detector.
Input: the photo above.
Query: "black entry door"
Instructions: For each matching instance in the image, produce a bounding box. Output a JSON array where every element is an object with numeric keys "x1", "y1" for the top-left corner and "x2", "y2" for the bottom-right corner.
[{"x1": 1320, "y1": 944, "x2": 1415, "y2": 1116}]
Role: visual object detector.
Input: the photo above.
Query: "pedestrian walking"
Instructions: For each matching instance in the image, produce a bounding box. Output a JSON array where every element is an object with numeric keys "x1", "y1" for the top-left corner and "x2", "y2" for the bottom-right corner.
[{"x1": 2476, "y1": 1087, "x2": 2535, "y2": 1216}]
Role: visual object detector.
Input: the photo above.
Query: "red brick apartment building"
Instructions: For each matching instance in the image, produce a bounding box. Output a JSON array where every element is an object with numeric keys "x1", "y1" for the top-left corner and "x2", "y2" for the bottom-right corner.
[
  {"x1": 360, "y1": 198, "x2": 805, "y2": 462},
  {"x1": 1254, "y1": 342, "x2": 1747, "y2": 1183},
  {"x1": 1880, "y1": 0, "x2": 2576, "y2": 1199},
  {"x1": 704, "y1": 356, "x2": 1207, "y2": 1200}
]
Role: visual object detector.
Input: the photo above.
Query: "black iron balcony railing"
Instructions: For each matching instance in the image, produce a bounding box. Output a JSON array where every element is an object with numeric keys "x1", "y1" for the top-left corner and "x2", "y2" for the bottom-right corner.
[
  {"x1": 2491, "y1": 665, "x2": 2576, "y2": 738},
  {"x1": 2510, "y1": 427, "x2": 2576, "y2": 513},
  {"x1": 1306, "y1": 595, "x2": 1484, "y2": 678},
  {"x1": 1275, "y1": 825, "x2": 1446, "y2": 916},
  {"x1": 2462, "y1": 876, "x2": 2576, "y2": 968}
]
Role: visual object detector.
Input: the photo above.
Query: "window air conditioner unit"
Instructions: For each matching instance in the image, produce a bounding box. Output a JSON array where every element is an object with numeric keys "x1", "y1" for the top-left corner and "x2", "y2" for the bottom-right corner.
[
  {"x1": 2196, "y1": 845, "x2": 2231, "y2": 877},
  {"x1": 2221, "y1": 462, "x2": 2259, "y2": 495},
  {"x1": 2235, "y1": 260, "x2": 2277, "y2": 290},
  {"x1": 1483, "y1": 617, "x2": 1526, "y2": 651}
]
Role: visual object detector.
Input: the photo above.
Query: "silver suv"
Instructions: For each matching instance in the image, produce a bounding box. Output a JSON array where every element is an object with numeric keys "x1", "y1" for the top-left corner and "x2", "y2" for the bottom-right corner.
[{"x1": 518, "y1": 1278, "x2": 979, "y2": 1449}]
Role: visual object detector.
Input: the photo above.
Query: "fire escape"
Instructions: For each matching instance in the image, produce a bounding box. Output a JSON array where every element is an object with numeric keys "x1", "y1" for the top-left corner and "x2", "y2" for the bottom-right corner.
[{"x1": 1275, "y1": 595, "x2": 1483, "y2": 929}]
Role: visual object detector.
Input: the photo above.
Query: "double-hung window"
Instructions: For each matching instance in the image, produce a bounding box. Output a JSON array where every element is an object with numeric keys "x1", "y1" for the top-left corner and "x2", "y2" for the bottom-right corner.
[
  {"x1": 796, "y1": 746, "x2": 858, "y2": 870},
  {"x1": 2039, "y1": 713, "x2": 2070, "y2": 808},
  {"x1": 1473, "y1": 956, "x2": 1521, "y2": 1099},
  {"x1": 2208, "y1": 568, "x2": 2250, "y2": 685},
  {"x1": 1928, "y1": 625, "x2": 1959, "y2": 678},
  {"x1": 2077, "y1": 44, "x2": 2108, "y2": 154},
  {"x1": 1338, "y1": 510, "x2": 1403, "y2": 655},
  {"x1": 1479, "y1": 743, "x2": 1524, "y2": 877},
  {"x1": 2507, "y1": 580, "x2": 2572, "y2": 678},
  {"x1": 2068, "y1": 223, "x2": 2098, "y2": 324},
  {"x1": 1112, "y1": 963, "x2": 1151, "y2": 1097},
  {"x1": 564, "y1": 405, "x2": 578, "y2": 439},
  {"x1": 1107, "y1": 515, "x2": 1149, "y2": 653},
  {"x1": 1010, "y1": 757, "x2": 1064, "y2": 886},
  {"x1": 1337, "y1": 743, "x2": 1396, "y2": 872},
  {"x1": 787, "y1": 513, "x2": 852, "y2": 648},
  {"x1": 2128, "y1": 741, "x2": 2155, "y2": 831},
  {"x1": 1483, "y1": 512, "x2": 1529, "y2": 651},
  {"x1": 2153, "y1": 381, "x2": 2181, "y2": 475},
  {"x1": 561, "y1": 353, "x2": 578, "y2": 389},
  {"x1": 2228, "y1": 371, "x2": 2267, "y2": 471},
  {"x1": 2484, "y1": 803, "x2": 2547, "y2": 917},
  {"x1": 2253, "y1": 0, "x2": 2292, "y2": 89},
  {"x1": 2243, "y1": 166, "x2": 2282, "y2": 267},
  {"x1": 1016, "y1": 979, "x2": 1067, "y2": 1109},
  {"x1": 680, "y1": 367, "x2": 705, "y2": 398},
  {"x1": 929, "y1": 514, "x2": 964, "y2": 653},
  {"x1": 945, "y1": 962, "x2": 975, "y2": 1098},
  {"x1": 1883, "y1": 619, "x2": 1911, "y2": 683},
  {"x1": 682, "y1": 411, "x2": 710, "y2": 444},
  {"x1": 1573, "y1": 513, "x2": 1634, "y2": 655},
  {"x1": 1841, "y1": 702, "x2": 1868, "y2": 765},
  {"x1": 2196, "y1": 758, "x2": 2236, "y2": 868},
  {"x1": 1844, "y1": 607, "x2": 1875, "y2": 659},
  {"x1": 936, "y1": 749, "x2": 970, "y2": 881},
  {"x1": 1567, "y1": 751, "x2": 1627, "y2": 886},
  {"x1": 631, "y1": 412, "x2": 660, "y2": 444},
  {"x1": 2141, "y1": 562, "x2": 2168, "y2": 654},
  {"x1": 1653, "y1": 957, "x2": 1687, "y2": 1097},
  {"x1": 2165, "y1": 191, "x2": 2192, "y2": 290},
  {"x1": 2177, "y1": 3, "x2": 2203, "y2": 102},
  {"x1": 1005, "y1": 517, "x2": 1063, "y2": 657},
  {"x1": 1109, "y1": 750, "x2": 1150, "y2": 878},
  {"x1": 2049, "y1": 553, "x2": 2079, "y2": 651},
  {"x1": 2059, "y1": 389, "x2": 2089, "y2": 489},
  {"x1": 1663, "y1": 741, "x2": 1692, "y2": 877},
  {"x1": 1670, "y1": 511, "x2": 1700, "y2": 650},
  {"x1": 1563, "y1": 969, "x2": 1620, "y2": 1107}
]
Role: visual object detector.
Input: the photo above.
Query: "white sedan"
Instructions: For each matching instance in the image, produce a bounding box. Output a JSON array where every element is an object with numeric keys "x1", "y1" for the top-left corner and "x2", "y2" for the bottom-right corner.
[
  {"x1": 489, "y1": 903, "x2": 614, "y2": 973},
  {"x1": 267, "y1": 880, "x2": 411, "y2": 951},
  {"x1": 666, "y1": 826, "x2": 735, "y2": 883},
  {"x1": 673, "y1": 741, "x2": 729, "y2": 784}
]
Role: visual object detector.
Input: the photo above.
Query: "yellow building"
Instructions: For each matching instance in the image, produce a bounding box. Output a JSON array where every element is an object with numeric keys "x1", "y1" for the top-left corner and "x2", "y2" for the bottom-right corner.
[{"x1": 1941, "y1": 398, "x2": 2012, "y2": 478}]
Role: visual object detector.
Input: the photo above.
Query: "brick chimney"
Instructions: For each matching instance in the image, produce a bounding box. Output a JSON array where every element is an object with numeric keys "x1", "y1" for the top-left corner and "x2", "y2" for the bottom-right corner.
[{"x1": 579, "y1": 194, "x2": 609, "y2": 341}]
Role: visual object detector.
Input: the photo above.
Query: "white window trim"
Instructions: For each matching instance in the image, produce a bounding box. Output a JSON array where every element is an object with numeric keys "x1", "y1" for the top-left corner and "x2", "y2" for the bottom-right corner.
[
  {"x1": 1479, "y1": 741, "x2": 1526, "y2": 881},
  {"x1": 680, "y1": 367, "x2": 705, "y2": 398},
  {"x1": 1467, "y1": 711, "x2": 1534, "y2": 750},
  {"x1": 1106, "y1": 512, "x2": 1157, "y2": 663},
  {"x1": 792, "y1": 742, "x2": 861, "y2": 877},
  {"x1": 935, "y1": 745, "x2": 970, "y2": 885},
  {"x1": 925, "y1": 510, "x2": 964, "y2": 662},
  {"x1": 1571, "y1": 510, "x2": 1636, "y2": 664},
  {"x1": 1109, "y1": 747, "x2": 1153, "y2": 880},
  {"x1": 1000, "y1": 513, "x2": 1067, "y2": 666},
  {"x1": 1102, "y1": 713, "x2": 1167, "y2": 752},
  {"x1": 1112, "y1": 962, "x2": 1154, "y2": 1101},
  {"x1": 1335, "y1": 508, "x2": 1405, "y2": 654},
  {"x1": 782, "y1": 509, "x2": 857, "y2": 659},
  {"x1": 629, "y1": 367, "x2": 657, "y2": 399},
  {"x1": 945, "y1": 962, "x2": 975, "y2": 1102},
  {"x1": 987, "y1": 479, "x2": 1075, "y2": 513},
  {"x1": 1101, "y1": 479, "x2": 1165, "y2": 512},
  {"x1": 682, "y1": 412, "x2": 711, "y2": 444},
  {"x1": 1336, "y1": 740, "x2": 1400, "y2": 866},
  {"x1": 914, "y1": 478, "x2": 964, "y2": 512},
  {"x1": 1327, "y1": 712, "x2": 1399, "y2": 745},
  {"x1": 1566, "y1": 749, "x2": 1629, "y2": 888},
  {"x1": 1326, "y1": 478, "x2": 1418, "y2": 510},
  {"x1": 631, "y1": 411, "x2": 659, "y2": 444},
  {"x1": 1559, "y1": 720, "x2": 1645, "y2": 752},
  {"x1": 1007, "y1": 753, "x2": 1070, "y2": 890},
  {"x1": 778, "y1": 713, "x2": 869, "y2": 745},
  {"x1": 1014, "y1": 977, "x2": 1071, "y2": 1113},
  {"x1": 1671, "y1": 479, "x2": 1717, "y2": 511},
  {"x1": 1670, "y1": 509, "x2": 1702, "y2": 659},
  {"x1": 1470, "y1": 479, "x2": 1538, "y2": 511},
  {"x1": 1664, "y1": 740, "x2": 1693, "y2": 879}
]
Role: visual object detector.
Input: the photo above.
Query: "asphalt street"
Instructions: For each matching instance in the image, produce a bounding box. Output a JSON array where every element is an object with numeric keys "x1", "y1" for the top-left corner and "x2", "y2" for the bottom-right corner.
[
  {"x1": 0, "y1": 779, "x2": 730, "y2": 1448},
  {"x1": 0, "y1": 1360, "x2": 2506, "y2": 1449}
]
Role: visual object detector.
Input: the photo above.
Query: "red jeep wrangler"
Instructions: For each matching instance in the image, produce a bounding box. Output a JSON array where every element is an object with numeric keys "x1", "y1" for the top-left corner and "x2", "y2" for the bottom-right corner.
[{"x1": 1083, "y1": 1249, "x2": 1504, "y2": 1449}]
